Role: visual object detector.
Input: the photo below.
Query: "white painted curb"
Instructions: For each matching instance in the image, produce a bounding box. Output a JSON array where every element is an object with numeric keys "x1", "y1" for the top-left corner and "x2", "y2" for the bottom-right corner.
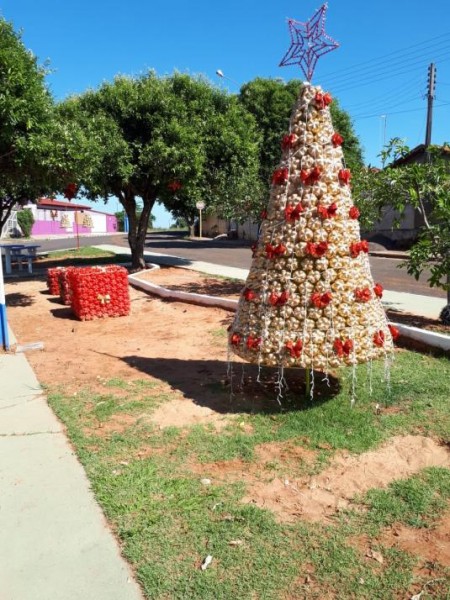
[
  {"x1": 392, "y1": 322, "x2": 450, "y2": 352},
  {"x1": 128, "y1": 266, "x2": 449, "y2": 352}
]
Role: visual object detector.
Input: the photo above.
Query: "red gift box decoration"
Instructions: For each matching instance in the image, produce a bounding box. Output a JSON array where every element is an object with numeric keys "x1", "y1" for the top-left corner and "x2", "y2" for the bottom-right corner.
[
  {"x1": 47, "y1": 267, "x2": 66, "y2": 296},
  {"x1": 69, "y1": 265, "x2": 130, "y2": 321}
]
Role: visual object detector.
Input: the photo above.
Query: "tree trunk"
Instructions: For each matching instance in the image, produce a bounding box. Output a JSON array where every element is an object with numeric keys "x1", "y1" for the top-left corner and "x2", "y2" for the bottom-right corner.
[
  {"x1": 0, "y1": 199, "x2": 15, "y2": 235},
  {"x1": 185, "y1": 216, "x2": 195, "y2": 237},
  {"x1": 447, "y1": 272, "x2": 450, "y2": 305},
  {"x1": 122, "y1": 193, "x2": 156, "y2": 270}
]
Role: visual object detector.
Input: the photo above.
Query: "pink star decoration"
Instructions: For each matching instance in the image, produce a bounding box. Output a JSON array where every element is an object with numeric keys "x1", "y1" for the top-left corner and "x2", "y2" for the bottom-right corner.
[{"x1": 279, "y1": 3, "x2": 339, "y2": 82}]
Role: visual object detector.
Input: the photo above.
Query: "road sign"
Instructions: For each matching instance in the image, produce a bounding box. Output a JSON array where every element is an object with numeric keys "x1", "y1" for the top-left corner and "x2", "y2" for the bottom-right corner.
[{"x1": 196, "y1": 201, "x2": 205, "y2": 210}]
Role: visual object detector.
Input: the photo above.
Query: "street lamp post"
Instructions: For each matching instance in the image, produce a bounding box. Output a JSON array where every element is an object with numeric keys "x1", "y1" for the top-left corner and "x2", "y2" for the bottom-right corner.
[
  {"x1": 196, "y1": 201, "x2": 205, "y2": 238},
  {"x1": 216, "y1": 69, "x2": 240, "y2": 87}
]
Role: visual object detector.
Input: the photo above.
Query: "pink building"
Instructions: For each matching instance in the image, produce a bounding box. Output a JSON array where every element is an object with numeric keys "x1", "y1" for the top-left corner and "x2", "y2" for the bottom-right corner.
[{"x1": 28, "y1": 198, "x2": 118, "y2": 237}]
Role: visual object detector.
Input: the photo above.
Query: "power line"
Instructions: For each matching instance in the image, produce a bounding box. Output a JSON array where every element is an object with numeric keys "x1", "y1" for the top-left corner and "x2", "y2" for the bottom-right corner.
[
  {"x1": 343, "y1": 78, "x2": 422, "y2": 111},
  {"x1": 351, "y1": 94, "x2": 423, "y2": 119},
  {"x1": 329, "y1": 53, "x2": 450, "y2": 94},
  {"x1": 326, "y1": 40, "x2": 450, "y2": 88},
  {"x1": 352, "y1": 101, "x2": 449, "y2": 121},
  {"x1": 321, "y1": 32, "x2": 450, "y2": 83}
]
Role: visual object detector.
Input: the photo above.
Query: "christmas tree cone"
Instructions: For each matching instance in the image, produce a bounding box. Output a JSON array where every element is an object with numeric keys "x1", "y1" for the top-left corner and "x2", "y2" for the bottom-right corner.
[{"x1": 229, "y1": 83, "x2": 397, "y2": 373}]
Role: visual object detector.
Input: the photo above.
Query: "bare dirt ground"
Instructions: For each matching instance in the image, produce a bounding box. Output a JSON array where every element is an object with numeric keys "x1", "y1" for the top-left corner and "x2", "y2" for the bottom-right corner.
[
  {"x1": 135, "y1": 266, "x2": 242, "y2": 299},
  {"x1": 4, "y1": 268, "x2": 450, "y2": 568}
]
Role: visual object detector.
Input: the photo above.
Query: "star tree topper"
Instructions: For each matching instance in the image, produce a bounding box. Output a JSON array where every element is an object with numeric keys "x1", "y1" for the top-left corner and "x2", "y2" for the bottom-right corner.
[{"x1": 279, "y1": 3, "x2": 339, "y2": 81}]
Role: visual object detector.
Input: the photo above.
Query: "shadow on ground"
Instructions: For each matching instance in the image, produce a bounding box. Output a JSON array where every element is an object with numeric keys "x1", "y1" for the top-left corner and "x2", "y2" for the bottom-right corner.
[
  {"x1": 5, "y1": 292, "x2": 35, "y2": 307},
  {"x1": 114, "y1": 355, "x2": 340, "y2": 414},
  {"x1": 50, "y1": 307, "x2": 78, "y2": 320}
]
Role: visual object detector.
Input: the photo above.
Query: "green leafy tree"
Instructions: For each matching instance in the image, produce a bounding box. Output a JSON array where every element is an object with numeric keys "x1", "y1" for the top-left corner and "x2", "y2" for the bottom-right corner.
[
  {"x1": 61, "y1": 72, "x2": 260, "y2": 268},
  {"x1": 353, "y1": 138, "x2": 450, "y2": 314},
  {"x1": 238, "y1": 77, "x2": 364, "y2": 214},
  {"x1": 0, "y1": 18, "x2": 57, "y2": 233}
]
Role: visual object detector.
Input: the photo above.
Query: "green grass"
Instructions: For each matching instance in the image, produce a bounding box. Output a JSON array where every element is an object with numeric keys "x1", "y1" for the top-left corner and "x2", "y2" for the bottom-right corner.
[
  {"x1": 35, "y1": 246, "x2": 130, "y2": 268},
  {"x1": 46, "y1": 350, "x2": 450, "y2": 599}
]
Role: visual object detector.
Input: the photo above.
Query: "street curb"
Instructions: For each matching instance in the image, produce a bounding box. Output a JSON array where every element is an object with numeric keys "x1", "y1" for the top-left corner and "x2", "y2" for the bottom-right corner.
[
  {"x1": 128, "y1": 268, "x2": 449, "y2": 353},
  {"x1": 393, "y1": 322, "x2": 450, "y2": 352},
  {"x1": 128, "y1": 267, "x2": 238, "y2": 312},
  {"x1": 369, "y1": 251, "x2": 409, "y2": 259}
]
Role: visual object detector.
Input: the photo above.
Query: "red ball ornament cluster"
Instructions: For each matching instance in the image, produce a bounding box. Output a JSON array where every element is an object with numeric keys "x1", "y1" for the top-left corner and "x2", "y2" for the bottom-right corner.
[
  {"x1": 63, "y1": 183, "x2": 78, "y2": 200},
  {"x1": 69, "y1": 266, "x2": 130, "y2": 320},
  {"x1": 47, "y1": 267, "x2": 66, "y2": 296},
  {"x1": 47, "y1": 265, "x2": 130, "y2": 321}
]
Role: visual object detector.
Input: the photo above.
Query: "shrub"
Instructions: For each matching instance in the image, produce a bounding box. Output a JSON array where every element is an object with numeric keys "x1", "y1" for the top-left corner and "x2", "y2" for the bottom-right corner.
[{"x1": 17, "y1": 208, "x2": 35, "y2": 238}]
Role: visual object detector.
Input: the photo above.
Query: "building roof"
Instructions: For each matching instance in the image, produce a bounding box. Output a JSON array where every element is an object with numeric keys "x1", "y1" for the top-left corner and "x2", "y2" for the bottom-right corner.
[
  {"x1": 37, "y1": 198, "x2": 92, "y2": 211},
  {"x1": 391, "y1": 144, "x2": 450, "y2": 167}
]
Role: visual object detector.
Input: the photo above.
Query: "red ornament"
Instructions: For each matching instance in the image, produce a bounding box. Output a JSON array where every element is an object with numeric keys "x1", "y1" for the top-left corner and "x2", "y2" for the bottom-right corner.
[
  {"x1": 317, "y1": 205, "x2": 328, "y2": 220},
  {"x1": 373, "y1": 283, "x2": 383, "y2": 298},
  {"x1": 243, "y1": 288, "x2": 257, "y2": 301},
  {"x1": 327, "y1": 203, "x2": 338, "y2": 217},
  {"x1": 373, "y1": 330, "x2": 385, "y2": 347},
  {"x1": 388, "y1": 324, "x2": 400, "y2": 341},
  {"x1": 266, "y1": 243, "x2": 287, "y2": 259},
  {"x1": 230, "y1": 333, "x2": 241, "y2": 346},
  {"x1": 63, "y1": 183, "x2": 77, "y2": 200},
  {"x1": 167, "y1": 180, "x2": 182, "y2": 192},
  {"x1": 338, "y1": 169, "x2": 352, "y2": 185},
  {"x1": 349, "y1": 240, "x2": 369, "y2": 258},
  {"x1": 285, "y1": 202, "x2": 304, "y2": 222},
  {"x1": 300, "y1": 166, "x2": 322, "y2": 186},
  {"x1": 278, "y1": 290, "x2": 289, "y2": 305},
  {"x1": 306, "y1": 241, "x2": 328, "y2": 258},
  {"x1": 246, "y1": 335, "x2": 261, "y2": 350},
  {"x1": 349, "y1": 206, "x2": 360, "y2": 219},
  {"x1": 261, "y1": 209, "x2": 268, "y2": 220},
  {"x1": 272, "y1": 167, "x2": 289, "y2": 185},
  {"x1": 317, "y1": 203, "x2": 338, "y2": 219},
  {"x1": 315, "y1": 91, "x2": 333, "y2": 109},
  {"x1": 285, "y1": 339, "x2": 303, "y2": 358},
  {"x1": 333, "y1": 338, "x2": 353, "y2": 357},
  {"x1": 269, "y1": 291, "x2": 289, "y2": 307},
  {"x1": 311, "y1": 291, "x2": 332, "y2": 309},
  {"x1": 281, "y1": 133, "x2": 297, "y2": 150},
  {"x1": 354, "y1": 287, "x2": 372, "y2": 303},
  {"x1": 331, "y1": 132, "x2": 344, "y2": 147},
  {"x1": 251, "y1": 243, "x2": 257, "y2": 257}
]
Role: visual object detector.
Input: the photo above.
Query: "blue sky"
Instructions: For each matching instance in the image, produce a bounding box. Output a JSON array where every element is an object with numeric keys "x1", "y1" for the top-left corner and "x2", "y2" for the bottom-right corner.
[{"x1": 2, "y1": 0, "x2": 449, "y2": 226}]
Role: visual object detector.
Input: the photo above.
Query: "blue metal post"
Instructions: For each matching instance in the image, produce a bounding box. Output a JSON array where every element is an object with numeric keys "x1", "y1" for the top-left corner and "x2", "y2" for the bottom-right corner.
[{"x1": 0, "y1": 251, "x2": 10, "y2": 351}]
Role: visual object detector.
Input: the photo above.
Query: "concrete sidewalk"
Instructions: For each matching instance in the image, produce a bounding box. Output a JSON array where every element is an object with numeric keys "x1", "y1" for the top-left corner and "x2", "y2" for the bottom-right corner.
[
  {"x1": 96, "y1": 244, "x2": 447, "y2": 320},
  {"x1": 0, "y1": 329, "x2": 143, "y2": 600}
]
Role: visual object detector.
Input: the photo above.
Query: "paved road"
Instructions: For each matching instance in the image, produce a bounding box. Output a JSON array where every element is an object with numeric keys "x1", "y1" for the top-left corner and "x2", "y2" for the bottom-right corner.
[{"x1": 33, "y1": 232, "x2": 446, "y2": 299}]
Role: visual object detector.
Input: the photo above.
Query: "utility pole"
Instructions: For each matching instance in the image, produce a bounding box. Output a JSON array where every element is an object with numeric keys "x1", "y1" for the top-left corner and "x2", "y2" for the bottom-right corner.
[{"x1": 425, "y1": 63, "x2": 436, "y2": 147}]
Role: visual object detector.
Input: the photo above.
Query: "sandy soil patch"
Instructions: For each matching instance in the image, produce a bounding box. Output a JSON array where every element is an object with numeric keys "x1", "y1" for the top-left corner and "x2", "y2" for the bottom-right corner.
[
  {"x1": 240, "y1": 435, "x2": 450, "y2": 523},
  {"x1": 135, "y1": 266, "x2": 242, "y2": 299}
]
